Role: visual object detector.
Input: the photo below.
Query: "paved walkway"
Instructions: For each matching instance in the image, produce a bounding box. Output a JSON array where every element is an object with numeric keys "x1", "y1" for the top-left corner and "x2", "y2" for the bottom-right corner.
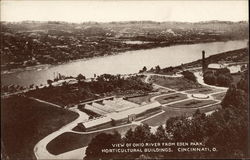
[{"x1": 34, "y1": 108, "x2": 89, "y2": 159}]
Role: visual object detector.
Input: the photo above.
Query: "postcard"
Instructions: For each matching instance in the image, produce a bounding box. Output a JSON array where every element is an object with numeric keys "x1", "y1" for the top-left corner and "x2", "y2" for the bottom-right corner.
[{"x1": 1, "y1": 0, "x2": 249, "y2": 159}]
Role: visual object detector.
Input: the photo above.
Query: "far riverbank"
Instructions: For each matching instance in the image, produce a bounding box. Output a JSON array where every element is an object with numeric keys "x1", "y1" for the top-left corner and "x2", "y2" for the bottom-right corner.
[{"x1": 1, "y1": 40, "x2": 248, "y2": 87}]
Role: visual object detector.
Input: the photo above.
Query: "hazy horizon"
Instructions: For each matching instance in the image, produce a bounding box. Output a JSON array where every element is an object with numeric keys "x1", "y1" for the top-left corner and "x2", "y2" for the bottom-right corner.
[
  {"x1": 1, "y1": 1, "x2": 248, "y2": 23},
  {"x1": 0, "y1": 19, "x2": 248, "y2": 23}
]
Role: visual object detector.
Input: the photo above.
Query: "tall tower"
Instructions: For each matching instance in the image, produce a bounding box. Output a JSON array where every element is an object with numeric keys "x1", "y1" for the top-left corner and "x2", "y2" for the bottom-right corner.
[{"x1": 202, "y1": 50, "x2": 206, "y2": 73}]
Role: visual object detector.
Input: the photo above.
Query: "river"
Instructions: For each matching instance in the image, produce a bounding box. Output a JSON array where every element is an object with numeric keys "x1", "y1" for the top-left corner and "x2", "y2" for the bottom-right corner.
[{"x1": 1, "y1": 40, "x2": 247, "y2": 87}]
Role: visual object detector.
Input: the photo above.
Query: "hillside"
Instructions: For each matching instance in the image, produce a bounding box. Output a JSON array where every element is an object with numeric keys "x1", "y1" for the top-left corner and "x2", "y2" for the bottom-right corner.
[{"x1": 1, "y1": 21, "x2": 248, "y2": 70}]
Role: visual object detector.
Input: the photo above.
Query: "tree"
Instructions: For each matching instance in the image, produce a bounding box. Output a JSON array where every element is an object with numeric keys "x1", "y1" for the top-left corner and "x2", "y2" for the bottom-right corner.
[
  {"x1": 85, "y1": 132, "x2": 122, "y2": 160},
  {"x1": 155, "y1": 65, "x2": 161, "y2": 73},
  {"x1": 123, "y1": 128, "x2": 134, "y2": 143},
  {"x1": 76, "y1": 74, "x2": 86, "y2": 81},
  {"x1": 29, "y1": 84, "x2": 34, "y2": 89},
  {"x1": 237, "y1": 78, "x2": 248, "y2": 92},
  {"x1": 217, "y1": 74, "x2": 231, "y2": 87},
  {"x1": 181, "y1": 70, "x2": 197, "y2": 82},
  {"x1": 203, "y1": 72, "x2": 216, "y2": 85},
  {"x1": 204, "y1": 68, "x2": 232, "y2": 87},
  {"x1": 133, "y1": 124, "x2": 153, "y2": 142},
  {"x1": 155, "y1": 125, "x2": 168, "y2": 141},
  {"x1": 221, "y1": 85, "x2": 248, "y2": 110},
  {"x1": 142, "y1": 66, "x2": 147, "y2": 72},
  {"x1": 165, "y1": 116, "x2": 192, "y2": 141},
  {"x1": 47, "y1": 79, "x2": 53, "y2": 86}
]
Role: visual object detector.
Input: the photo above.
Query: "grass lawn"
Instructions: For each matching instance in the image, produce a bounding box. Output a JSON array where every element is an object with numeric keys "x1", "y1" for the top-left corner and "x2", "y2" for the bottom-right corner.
[
  {"x1": 155, "y1": 93, "x2": 188, "y2": 104},
  {"x1": 185, "y1": 87, "x2": 223, "y2": 95},
  {"x1": 142, "y1": 104, "x2": 222, "y2": 126},
  {"x1": 47, "y1": 124, "x2": 137, "y2": 155},
  {"x1": 149, "y1": 75, "x2": 202, "y2": 91},
  {"x1": 1, "y1": 96, "x2": 78, "y2": 160},
  {"x1": 167, "y1": 99, "x2": 217, "y2": 108},
  {"x1": 211, "y1": 92, "x2": 226, "y2": 101},
  {"x1": 126, "y1": 93, "x2": 162, "y2": 104}
]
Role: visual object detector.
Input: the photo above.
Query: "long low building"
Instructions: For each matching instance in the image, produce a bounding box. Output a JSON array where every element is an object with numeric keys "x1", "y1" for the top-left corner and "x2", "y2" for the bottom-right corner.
[
  {"x1": 107, "y1": 101, "x2": 161, "y2": 121},
  {"x1": 81, "y1": 116, "x2": 112, "y2": 130},
  {"x1": 79, "y1": 101, "x2": 162, "y2": 131}
]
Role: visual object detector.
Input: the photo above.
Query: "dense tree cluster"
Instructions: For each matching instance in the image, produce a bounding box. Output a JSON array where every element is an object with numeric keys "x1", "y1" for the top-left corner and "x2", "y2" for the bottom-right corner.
[
  {"x1": 25, "y1": 74, "x2": 153, "y2": 106},
  {"x1": 203, "y1": 68, "x2": 232, "y2": 87},
  {"x1": 85, "y1": 71, "x2": 248, "y2": 159},
  {"x1": 181, "y1": 70, "x2": 197, "y2": 82}
]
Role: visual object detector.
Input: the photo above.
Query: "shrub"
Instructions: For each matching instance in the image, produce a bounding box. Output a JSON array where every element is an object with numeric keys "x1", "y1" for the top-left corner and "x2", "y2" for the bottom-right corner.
[{"x1": 181, "y1": 70, "x2": 197, "y2": 82}]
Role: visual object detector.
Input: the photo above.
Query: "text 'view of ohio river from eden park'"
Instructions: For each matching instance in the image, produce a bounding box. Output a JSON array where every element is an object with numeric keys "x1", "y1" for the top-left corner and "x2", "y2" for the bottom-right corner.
[{"x1": 1, "y1": 40, "x2": 247, "y2": 86}]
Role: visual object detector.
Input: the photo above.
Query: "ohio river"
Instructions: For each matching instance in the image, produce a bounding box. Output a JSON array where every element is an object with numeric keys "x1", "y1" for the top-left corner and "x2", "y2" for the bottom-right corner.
[{"x1": 1, "y1": 40, "x2": 247, "y2": 86}]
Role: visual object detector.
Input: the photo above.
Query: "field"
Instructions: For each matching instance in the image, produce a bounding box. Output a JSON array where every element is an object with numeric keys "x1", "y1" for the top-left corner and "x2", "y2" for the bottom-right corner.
[
  {"x1": 47, "y1": 124, "x2": 137, "y2": 155},
  {"x1": 142, "y1": 104, "x2": 221, "y2": 126},
  {"x1": 167, "y1": 99, "x2": 217, "y2": 108},
  {"x1": 154, "y1": 93, "x2": 188, "y2": 104},
  {"x1": 1, "y1": 96, "x2": 78, "y2": 160},
  {"x1": 149, "y1": 75, "x2": 202, "y2": 91}
]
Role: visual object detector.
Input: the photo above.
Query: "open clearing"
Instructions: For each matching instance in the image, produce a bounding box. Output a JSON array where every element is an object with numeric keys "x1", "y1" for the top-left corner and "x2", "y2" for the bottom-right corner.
[
  {"x1": 167, "y1": 99, "x2": 217, "y2": 108},
  {"x1": 155, "y1": 93, "x2": 188, "y2": 104},
  {"x1": 1, "y1": 96, "x2": 78, "y2": 160},
  {"x1": 47, "y1": 124, "x2": 137, "y2": 155},
  {"x1": 149, "y1": 75, "x2": 202, "y2": 91}
]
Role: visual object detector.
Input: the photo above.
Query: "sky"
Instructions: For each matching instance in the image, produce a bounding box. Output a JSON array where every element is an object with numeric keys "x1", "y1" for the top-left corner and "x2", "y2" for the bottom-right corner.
[{"x1": 1, "y1": 0, "x2": 248, "y2": 23}]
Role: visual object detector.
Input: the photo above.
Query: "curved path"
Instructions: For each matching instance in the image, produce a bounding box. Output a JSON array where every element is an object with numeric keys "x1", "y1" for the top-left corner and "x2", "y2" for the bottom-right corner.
[
  {"x1": 193, "y1": 72, "x2": 228, "y2": 90},
  {"x1": 34, "y1": 108, "x2": 89, "y2": 159}
]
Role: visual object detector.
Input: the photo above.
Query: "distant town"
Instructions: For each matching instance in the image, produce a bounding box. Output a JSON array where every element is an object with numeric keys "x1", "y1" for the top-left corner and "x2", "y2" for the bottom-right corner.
[{"x1": 1, "y1": 21, "x2": 248, "y2": 71}]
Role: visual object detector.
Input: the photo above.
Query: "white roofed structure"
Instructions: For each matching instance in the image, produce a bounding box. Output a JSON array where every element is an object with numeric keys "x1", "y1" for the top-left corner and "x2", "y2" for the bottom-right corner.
[
  {"x1": 107, "y1": 101, "x2": 161, "y2": 121},
  {"x1": 207, "y1": 63, "x2": 226, "y2": 69},
  {"x1": 85, "y1": 104, "x2": 108, "y2": 115},
  {"x1": 80, "y1": 97, "x2": 161, "y2": 130},
  {"x1": 82, "y1": 116, "x2": 111, "y2": 129},
  {"x1": 227, "y1": 65, "x2": 242, "y2": 73}
]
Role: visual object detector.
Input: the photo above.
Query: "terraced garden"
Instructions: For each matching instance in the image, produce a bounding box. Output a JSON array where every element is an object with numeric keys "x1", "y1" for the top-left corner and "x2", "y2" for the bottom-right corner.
[
  {"x1": 155, "y1": 93, "x2": 188, "y2": 104},
  {"x1": 126, "y1": 92, "x2": 162, "y2": 104},
  {"x1": 185, "y1": 87, "x2": 224, "y2": 95},
  {"x1": 167, "y1": 99, "x2": 218, "y2": 108},
  {"x1": 142, "y1": 104, "x2": 221, "y2": 126}
]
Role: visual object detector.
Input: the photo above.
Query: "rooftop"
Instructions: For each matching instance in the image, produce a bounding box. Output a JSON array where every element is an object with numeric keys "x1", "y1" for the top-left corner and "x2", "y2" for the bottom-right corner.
[
  {"x1": 207, "y1": 63, "x2": 226, "y2": 69},
  {"x1": 107, "y1": 101, "x2": 161, "y2": 121},
  {"x1": 82, "y1": 116, "x2": 111, "y2": 129},
  {"x1": 81, "y1": 101, "x2": 161, "y2": 129}
]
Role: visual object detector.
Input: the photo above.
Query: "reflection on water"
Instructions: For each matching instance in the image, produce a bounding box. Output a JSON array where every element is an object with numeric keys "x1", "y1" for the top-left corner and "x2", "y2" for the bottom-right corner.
[{"x1": 1, "y1": 40, "x2": 247, "y2": 86}]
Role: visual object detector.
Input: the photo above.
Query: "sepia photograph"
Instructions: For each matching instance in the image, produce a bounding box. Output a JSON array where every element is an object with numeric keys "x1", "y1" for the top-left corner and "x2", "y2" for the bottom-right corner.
[{"x1": 1, "y1": 0, "x2": 249, "y2": 159}]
